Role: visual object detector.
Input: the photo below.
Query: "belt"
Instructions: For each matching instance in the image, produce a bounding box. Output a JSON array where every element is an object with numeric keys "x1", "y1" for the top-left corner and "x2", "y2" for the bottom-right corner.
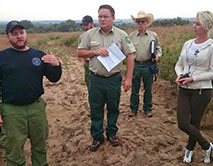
[
  {"x1": 134, "y1": 59, "x2": 151, "y2": 64},
  {"x1": 90, "y1": 71, "x2": 121, "y2": 78}
]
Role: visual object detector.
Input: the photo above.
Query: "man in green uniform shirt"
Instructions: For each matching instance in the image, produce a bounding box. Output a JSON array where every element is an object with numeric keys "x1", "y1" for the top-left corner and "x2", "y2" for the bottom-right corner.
[
  {"x1": 77, "y1": 4, "x2": 135, "y2": 151},
  {"x1": 0, "y1": 20, "x2": 62, "y2": 166},
  {"x1": 0, "y1": 113, "x2": 2, "y2": 129},
  {"x1": 129, "y1": 11, "x2": 162, "y2": 118},
  {"x1": 78, "y1": 15, "x2": 94, "y2": 89}
]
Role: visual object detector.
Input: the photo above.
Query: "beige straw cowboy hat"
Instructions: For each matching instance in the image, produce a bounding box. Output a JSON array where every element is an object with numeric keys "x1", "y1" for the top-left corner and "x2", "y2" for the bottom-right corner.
[{"x1": 131, "y1": 11, "x2": 154, "y2": 27}]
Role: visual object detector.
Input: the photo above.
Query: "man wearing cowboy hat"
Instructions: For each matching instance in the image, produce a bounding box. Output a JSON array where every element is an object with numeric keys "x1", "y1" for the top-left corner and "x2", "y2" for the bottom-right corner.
[{"x1": 129, "y1": 11, "x2": 162, "y2": 118}]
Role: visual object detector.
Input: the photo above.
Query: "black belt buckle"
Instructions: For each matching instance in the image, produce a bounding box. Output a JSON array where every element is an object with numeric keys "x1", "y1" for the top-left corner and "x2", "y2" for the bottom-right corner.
[
  {"x1": 135, "y1": 59, "x2": 151, "y2": 64},
  {"x1": 91, "y1": 71, "x2": 120, "y2": 78},
  {"x1": 90, "y1": 71, "x2": 106, "y2": 78}
]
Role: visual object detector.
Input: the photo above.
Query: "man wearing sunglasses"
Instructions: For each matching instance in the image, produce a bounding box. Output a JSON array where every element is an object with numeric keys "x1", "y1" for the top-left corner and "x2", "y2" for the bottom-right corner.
[{"x1": 129, "y1": 11, "x2": 162, "y2": 118}]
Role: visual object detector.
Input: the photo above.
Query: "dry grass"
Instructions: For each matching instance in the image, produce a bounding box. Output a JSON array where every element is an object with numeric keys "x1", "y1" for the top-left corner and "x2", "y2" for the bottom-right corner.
[
  {"x1": 127, "y1": 24, "x2": 192, "y2": 35},
  {"x1": 1, "y1": 25, "x2": 193, "y2": 50},
  {"x1": 0, "y1": 31, "x2": 82, "y2": 50},
  {"x1": 151, "y1": 24, "x2": 192, "y2": 36},
  {"x1": 0, "y1": 35, "x2": 9, "y2": 50},
  {"x1": 126, "y1": 24, "x2": 193, "y2": 46}
]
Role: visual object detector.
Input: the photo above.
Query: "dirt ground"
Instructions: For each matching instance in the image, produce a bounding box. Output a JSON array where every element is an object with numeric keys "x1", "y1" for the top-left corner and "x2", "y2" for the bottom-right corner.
[{"x1": 0, "y1": 47, "x2": 213, "y2": 166}]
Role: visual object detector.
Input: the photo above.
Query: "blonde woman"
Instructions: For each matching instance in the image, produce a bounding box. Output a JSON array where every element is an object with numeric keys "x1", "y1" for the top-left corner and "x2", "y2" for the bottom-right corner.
[{"x1": 175, "y1": 11, "x2": 213, "y2": 163}]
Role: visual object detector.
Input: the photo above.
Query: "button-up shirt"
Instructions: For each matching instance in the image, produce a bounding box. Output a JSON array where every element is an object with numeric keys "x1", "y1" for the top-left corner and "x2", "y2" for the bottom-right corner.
[
  {"x1": 129, "y1": 29, "x2": 162, "y2": 62},
  {"x1": 78, "y1": 26, "x2": 135, "y2": 76}
]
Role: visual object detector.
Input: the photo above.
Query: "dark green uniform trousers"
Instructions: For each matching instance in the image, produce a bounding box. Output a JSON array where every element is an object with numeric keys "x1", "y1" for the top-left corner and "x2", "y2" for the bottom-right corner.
[
  {"x1": 0, "y1": 97, "x2": 48, "y2": 166},
  {"x1": 130, "y1": 61, "x2": 153, "y2": 113},
  {"x1": 89, "y1": 72, "x2": 122, "y2": 141}
]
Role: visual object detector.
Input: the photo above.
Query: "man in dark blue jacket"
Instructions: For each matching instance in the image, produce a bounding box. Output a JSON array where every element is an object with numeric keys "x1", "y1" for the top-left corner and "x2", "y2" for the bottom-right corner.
[{"x1": 0, "y1": 20, "x2": 62, "y2": 166}]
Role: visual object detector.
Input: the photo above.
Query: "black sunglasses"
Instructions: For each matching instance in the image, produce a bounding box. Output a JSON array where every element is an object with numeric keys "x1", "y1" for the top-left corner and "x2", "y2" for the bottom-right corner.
[{"x1": 136, "y1": 20, "x2": 146, "y2": 24}]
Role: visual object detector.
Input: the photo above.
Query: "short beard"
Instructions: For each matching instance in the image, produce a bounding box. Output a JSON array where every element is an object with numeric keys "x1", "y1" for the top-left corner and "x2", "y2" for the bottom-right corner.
[{"x1": 10, "y1": 39, "x2": 28, "y2": 50}]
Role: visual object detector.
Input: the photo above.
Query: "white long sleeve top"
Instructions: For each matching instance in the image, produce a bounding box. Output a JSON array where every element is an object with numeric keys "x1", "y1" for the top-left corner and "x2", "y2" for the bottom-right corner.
[{"x1": 175, "y1": 38, "x2": 213, "y2": 89}]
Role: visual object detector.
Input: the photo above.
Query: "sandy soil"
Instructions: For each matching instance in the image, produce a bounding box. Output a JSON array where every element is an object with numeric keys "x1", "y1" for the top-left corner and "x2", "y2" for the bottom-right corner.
[{"x1": 0, "y1": 47, "x2": 213, "y2": 166}]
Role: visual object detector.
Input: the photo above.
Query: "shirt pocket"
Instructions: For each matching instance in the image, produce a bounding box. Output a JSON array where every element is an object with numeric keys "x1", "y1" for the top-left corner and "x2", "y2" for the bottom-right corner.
[
  {"x1": 90, "y1": 41, "x2": 100, "y2": 50},
  {"x1": 132, "y1": 42, "x2": 138, "y2": 51}
]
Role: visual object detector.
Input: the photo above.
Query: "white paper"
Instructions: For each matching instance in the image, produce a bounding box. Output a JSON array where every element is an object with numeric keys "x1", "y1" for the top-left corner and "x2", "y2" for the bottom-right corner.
[{"x1": 97, "y1": 43, "x2": 126, "y2": 72}]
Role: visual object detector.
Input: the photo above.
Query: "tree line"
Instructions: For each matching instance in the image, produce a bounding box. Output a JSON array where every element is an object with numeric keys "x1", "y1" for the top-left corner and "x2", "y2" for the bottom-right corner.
[{"x1": 0, "y1": 17, "x2": 191, "y2": 34}]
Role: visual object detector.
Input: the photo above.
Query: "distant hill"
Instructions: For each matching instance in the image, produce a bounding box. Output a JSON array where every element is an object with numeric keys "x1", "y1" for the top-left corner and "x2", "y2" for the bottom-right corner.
[
  {"x1": 0, "y1": 17, "x2": 193, "y2": 34},
  {"x1": 0, "y1": 20, "x2": 64, "y2": 25},
  {"x1": 0, "y1": 17, "x2": 194, "y2": 25}
]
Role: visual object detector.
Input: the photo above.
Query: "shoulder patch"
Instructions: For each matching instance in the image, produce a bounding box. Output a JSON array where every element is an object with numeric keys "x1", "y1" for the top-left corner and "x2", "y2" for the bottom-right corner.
[{"x1": 125, "y1": 36, "x2": 131, "y2": 44}]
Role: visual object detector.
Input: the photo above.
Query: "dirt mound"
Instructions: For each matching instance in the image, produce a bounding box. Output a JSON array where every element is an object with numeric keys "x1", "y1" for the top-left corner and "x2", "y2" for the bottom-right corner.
[{"x1": 1, "y1": 47, "x2": 213, "y2": 166}]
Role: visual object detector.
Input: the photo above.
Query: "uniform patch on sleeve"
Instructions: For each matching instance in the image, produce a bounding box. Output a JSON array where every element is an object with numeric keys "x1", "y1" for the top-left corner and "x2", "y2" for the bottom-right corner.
[{"x1": 125, "y1": 36, "x2": 131, "y2": 43}]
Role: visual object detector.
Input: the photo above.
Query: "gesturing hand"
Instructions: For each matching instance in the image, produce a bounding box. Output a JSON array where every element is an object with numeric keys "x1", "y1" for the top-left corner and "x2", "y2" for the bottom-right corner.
[{"x1": 41, "y1": 52, "x2": 60, "y2": 66}]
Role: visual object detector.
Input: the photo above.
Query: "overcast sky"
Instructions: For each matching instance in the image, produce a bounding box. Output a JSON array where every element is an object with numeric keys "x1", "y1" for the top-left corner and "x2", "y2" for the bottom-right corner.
[{"x1": 0, "y1": 0, "x2": 213, "y2": 21}]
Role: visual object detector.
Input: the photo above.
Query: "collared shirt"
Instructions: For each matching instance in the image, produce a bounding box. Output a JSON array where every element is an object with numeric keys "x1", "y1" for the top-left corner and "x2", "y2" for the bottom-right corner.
[
  {"x1": 78, "y1": 31, "x2": 86, "y2": 45},
  {"x1": 78, "y1": 26, "x2": 135, "y2": 77},
  {"x1": 129, "y1": 29, "x2": 162, "y2": 62},
  {"x1": 78, "y1": 31, "x2": 89, "y2": 60}
]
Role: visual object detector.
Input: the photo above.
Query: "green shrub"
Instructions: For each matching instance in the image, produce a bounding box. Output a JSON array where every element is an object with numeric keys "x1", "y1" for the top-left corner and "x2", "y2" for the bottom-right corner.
[
  {"x1": 158, "y1": 29, "x2": 194, "y2": 84},
  {"x1": 63, "y1": 35, "x2": 79, "y2": 48},
  {"x1": 158, "y1": 44, "x2": 182, "y2": 83}
]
